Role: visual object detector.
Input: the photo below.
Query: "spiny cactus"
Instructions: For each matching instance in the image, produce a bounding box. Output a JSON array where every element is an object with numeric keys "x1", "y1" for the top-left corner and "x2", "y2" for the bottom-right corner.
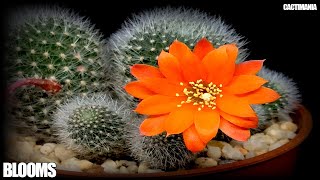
[
  {"x1": 258, "y1": 67, "x2": 301, "y2": 122},
  {"x1": 125, "y1": 119, "x2": 196, "y2": 171},
  {"x1": 52, "y1": 93, "x2": 131, "y2": 159},
  {"x1": 4, "y1": 6, "x2": 116, "y2": 140},
  {"x1": 107, "y1": 7, "x2": 248, "y2": 101}
]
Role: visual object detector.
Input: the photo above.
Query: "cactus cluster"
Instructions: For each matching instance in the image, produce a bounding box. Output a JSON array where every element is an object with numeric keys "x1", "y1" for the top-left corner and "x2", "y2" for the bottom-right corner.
[
  {"x1": 4, "y1": 6, "x2": 115, "y2": 140},
  {"x1": 125, "y1": 120, "x2": 195, "y2": 170},
  {"x1": 3, "y1": 5, "x2": 302, "y2": 171},
  {"x1": 53, "y1": 93, "x2": 131, "y2": 159},
  {"x1": 107, "y1": 7, "x2": 248, "y2": 101}
]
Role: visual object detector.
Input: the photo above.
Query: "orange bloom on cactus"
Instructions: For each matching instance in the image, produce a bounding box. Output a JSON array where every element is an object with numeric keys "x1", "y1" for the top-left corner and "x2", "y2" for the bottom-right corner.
[{"x1": 124, "y1": 38, "x2": 280, "y2": 153}]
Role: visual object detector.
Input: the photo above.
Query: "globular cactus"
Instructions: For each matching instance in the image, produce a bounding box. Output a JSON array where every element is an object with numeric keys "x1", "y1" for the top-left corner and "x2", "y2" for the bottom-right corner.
[
  {"x1": 52, "y1": 93, "x2": 131, "y2": 159},
  {"x1": 258, "y1": 67, "x2": 301, "y2": 122},
  {"x1": 107, "y1": 7, "x2": 248, "y2": 101},
  {"x1": 125, "y1": 119, "x2": 196, "y2": 171},
  {"x1": 4, "y1": 6, "x2": 116, "y2": 140}
]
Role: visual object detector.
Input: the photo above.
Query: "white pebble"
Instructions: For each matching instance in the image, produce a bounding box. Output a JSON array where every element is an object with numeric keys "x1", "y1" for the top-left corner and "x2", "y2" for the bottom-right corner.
[
  {"x1": 40, "y1": 143, "x2": 56, "y2": 155},
  {"x1": 266, "y1": 128, "x2": 287, "y2": 140},
  {"x1": 101, "y1": 159, "x2": 119, "y2": 173},
  {"x1": 127, "y1": 165, "x2": 138, "y2": 173},
  {"x1": 78, "y1": 160, "x2": 93, "y2": 171},
  {"x1": 54, "y1": 144, "x2": 76, "y2": 161},
  {"x1": 115, "y1": 160, "x2": 137, "y2": 168},
  {"x1": 138, "y1": 162, "x2": 150, "y2": 173},
  {"x1": 58, "y1": 157, "x2": 82, "y2": 172},
  {"x1": 34, "y1": 145, "x2": 42, "y2": 151},
  {"x1": 222, "y1": 144, "x2": 244, "y2": 160},
  {"x1": 269, "y1": 139, "x2": 290, "y2": 151},
  {"x1": 229, "y1": 140, "x2": 244, "y2": 147},
  {"x1": 195, "y1": 157, "x2": 218, "y2": 168},
  {"x1": 38, "y1": 156, "x2": 60, "y2": 164},
  {"x1": 119, "y1": 166, "x2": 129, "y2": 174},
  {"x1": 285, "y1": 131, "x2": 297, "y2": 139},
  {"x1": 207, "y1": 146, "x2": 221, "y2": 160},
  {"x1": 280, "y1": 121, "x2": 298, "y2": 132},
  {"x1": 245, "y1": 151, "x2": 256, "y2": 159}
]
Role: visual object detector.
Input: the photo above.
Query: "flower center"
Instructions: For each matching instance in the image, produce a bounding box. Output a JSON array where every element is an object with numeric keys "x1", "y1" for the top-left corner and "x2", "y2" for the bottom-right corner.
[{"x1": 177, "y1": 79, "x2": 223, "y2": 111}]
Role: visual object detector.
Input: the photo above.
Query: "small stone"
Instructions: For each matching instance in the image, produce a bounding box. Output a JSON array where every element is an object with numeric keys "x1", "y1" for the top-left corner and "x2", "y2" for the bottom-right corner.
[
  {"x1": 280, "y1": 121, "x2": 298, "y2": 132},
  {"x1": 101, "y1": 159, "x2": 119, "y2": 173},
  {"x1": 58, "y1": 157, "x2": 82, "y2": 172},
  {"x1": 195, "y1": 157, "x2": 218, "y2": 168},
  {"x1": 222, "y1": 144, "x2": 244, "y2": 160},
  {"x1": 229, "y1": 140, "x2": 244, "y2": 147},
  {"x1": 34, "y1": 145, "x2": 42, "y2": 151},
  {"x1": 266, "y1": 128, "x2": 287, "y2": 140},
  {"x1": 138, "y1": 162, "x2": 149, "y2": 173},
  {"x1": 115, "y1": 160, "x2": 137, "y2": 168},
  {"x1": 269, "y1": 139, "x2": 290, "y2": 151},
  {"x1": 285, "y1": 131, "x2": 297, "y2": 139},
  {"x1": 207, "y1": 146, "x2": 221, "y2": 160},
  {"x1": 54, "y1": 144, "x2": 76, "y2": 161},
  {"x1": 255, "y1": 149, "x2": 268, "y2": 156},
  {"x1": 127, "y1": 165, "x2": 138, "y2": 173},
  {"x1": 38, "y1": 156, "x2": 60, "y2": 164},
  {"x1": 40, "y1": 143, "x2": 56, "y2": 155},
  {"x1": 207, "y1": 140, "x2": 226, "y2": 149},
  {"x1": 119, "y1": 166, "x2": 129, "y2": 174},
  {"x1": 245, "y1": 151, "x2": 256, "y2": 159},
  {"x1": 78, "y1": 160, "x2": 93, "y2": 171},
  {"x1": 234, "y1": 145, "x2": 248, "y2": 155}
]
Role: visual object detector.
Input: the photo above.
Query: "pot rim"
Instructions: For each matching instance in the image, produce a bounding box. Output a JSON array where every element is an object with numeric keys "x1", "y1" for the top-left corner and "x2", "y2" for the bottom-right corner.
[{"x1": 54, "y1": 105, "x2": 313, "y2": 177}]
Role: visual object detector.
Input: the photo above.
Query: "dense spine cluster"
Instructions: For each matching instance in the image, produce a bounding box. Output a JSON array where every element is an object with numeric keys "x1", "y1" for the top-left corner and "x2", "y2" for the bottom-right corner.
[
  {"x1": 258, "y1": 67, "x2": 301, "y2": 121},
  {"x1": 53, "y1": 93, "x2": 131, "y2": 159},
  {"x1": 107, "y1": 7, "x2": 248, "y2": 101},
  {"x1": 4, "y1": 6, "x2": 115, "y2": 140},
  {"x1": 125, "y1": 120, "x2": 196, "y2": 170}
]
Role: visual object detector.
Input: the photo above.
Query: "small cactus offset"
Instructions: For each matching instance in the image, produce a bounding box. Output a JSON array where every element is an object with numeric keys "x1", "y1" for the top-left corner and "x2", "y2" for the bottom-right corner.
[
  {"x1": 125, "y1": 120, "x2": 196, "y2": 171},
  {"x1": 4, "y1": 6, "x2": 115, "y2": 140},
  {"x1": 258, "y1": 67, "x2": 301, "y2": 123},
  {"x1": 52, "y1": 93, "x2": 130, "y2": 159},
  {"x1": 107, "y1": 7, "x2": 248, "y2": 100}
]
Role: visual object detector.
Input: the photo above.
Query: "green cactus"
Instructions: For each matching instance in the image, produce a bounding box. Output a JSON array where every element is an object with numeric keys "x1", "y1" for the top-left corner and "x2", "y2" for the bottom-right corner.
[
  {"x1": 125, "y1": 119, "x2": 196, "y2": 171},
  {"x1": 107, "y1": 7, "x2": 249, "y2": 101},
  {"x1": 52, "y1": 93, "x2": 130, "y2": 159},
  {"x1": 4, "y1": 6, "x2": 115, "y2": 141},
  {"x1": 258, "y1": 67, "x2": 301, "y2": 123}
]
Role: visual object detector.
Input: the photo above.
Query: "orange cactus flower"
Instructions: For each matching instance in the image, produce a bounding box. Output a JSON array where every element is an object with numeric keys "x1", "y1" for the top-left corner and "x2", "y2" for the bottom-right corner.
[{"x1": 124, "y1": 38, "x2": 280, "y2": 153}]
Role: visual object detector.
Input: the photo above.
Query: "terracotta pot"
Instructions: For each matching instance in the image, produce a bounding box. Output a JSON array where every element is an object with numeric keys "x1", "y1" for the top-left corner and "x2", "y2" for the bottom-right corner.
[{"x1": 56, "y1": 105, "x2": 312, "y2": 178}]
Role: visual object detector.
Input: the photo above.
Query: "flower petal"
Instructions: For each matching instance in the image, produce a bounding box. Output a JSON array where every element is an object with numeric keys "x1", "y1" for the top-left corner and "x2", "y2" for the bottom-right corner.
[
  {"x1": 224, "y1": 75, "x2": 268, "y2": 94},
  {"x1": 131, "y1": 64, "x2": 164, "y2": 80},
  {"x1": 193, "y1": 38, "x2": 214, "y2": 60},
  {"x1": 180, "y1": 52, "x2": 207, "y2": 82},
  {"x1": 216, "y1": 93, "x2": 256, "y2": 117},
  {"x1": 169, "y1": 40, "x2": 193, "y2": 61},
  {"x1": 239, "y1": 86, "x2": 281, "y2": 104},
  {"x1": 183, "y1": 125, "x2": 206, "y2": 153},
  {"x1": 202, "y1": 45, "x2": 236, "y2": 85},
  {"x1": 234, "y1": 60, "x2": 265, "y2": 76},
  {"x1": 140, "y1": 115, "x2": 167, "y2": 136},
  {"x1": 219, "y1": 117, "x2": 250, "y2": 141},
  {"x1": 194, "y1": 108, "x2": 220, "y2": 143},
  {"x1": 225, "y1": 44, "x2": 238, "y2": 62},
  {"x1": 124, "y1": 81, "x2": 155, "y2": 99},
  {"x1": 135, "y1": 95, "x2": 185, "y2": 115},
  {"x1": 219, "y1": 110, "x2": 258, "y2": 128},
  {"x1": 164, "y1": 103, "x2": 195, "y2": 135},
  {"x1": 140, "y1": 78, "x2": 186, "y2": 96},
  {"x1": 158, "y1": 51, "x2": 184, "y2": 82}
]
